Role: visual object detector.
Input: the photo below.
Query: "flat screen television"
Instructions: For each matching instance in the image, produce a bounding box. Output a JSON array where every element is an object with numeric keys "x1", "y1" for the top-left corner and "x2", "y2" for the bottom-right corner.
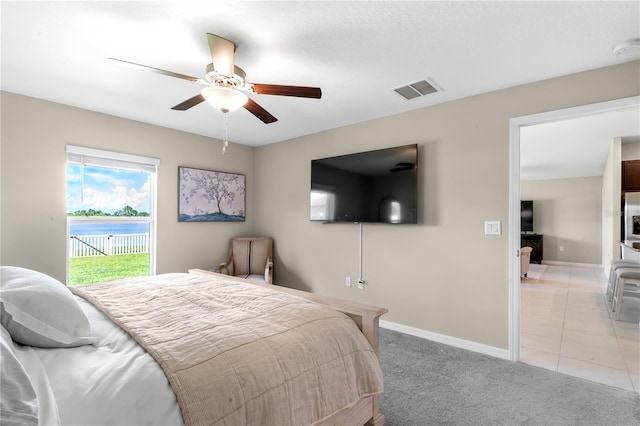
[
  {"x1": 521, "y1": 200, "x2": 534, "y2": 232},
  {"x1": 310, "y1": 144, "x2": 418, "y2": 224}
]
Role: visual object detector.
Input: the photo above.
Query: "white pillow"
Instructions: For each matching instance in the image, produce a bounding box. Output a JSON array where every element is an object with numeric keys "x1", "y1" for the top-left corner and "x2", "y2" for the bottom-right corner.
[{"x1": 0, "y1": 266, "x2": 95, "y2": 348}]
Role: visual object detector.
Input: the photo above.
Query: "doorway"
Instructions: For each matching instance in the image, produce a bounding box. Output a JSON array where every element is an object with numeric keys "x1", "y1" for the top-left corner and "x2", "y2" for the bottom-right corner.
[{"x1": 508, "y1": 96, "x2": 640, "y2": 364}]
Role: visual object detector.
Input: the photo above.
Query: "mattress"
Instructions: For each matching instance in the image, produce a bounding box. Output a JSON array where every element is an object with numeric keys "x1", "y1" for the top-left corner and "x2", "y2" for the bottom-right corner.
[
  {"x1": 1, "y1": 268, "x2": 384, "y2": 426},
  {"x1": 70, "y1": 272, "x2": 383, "y2": 425}
]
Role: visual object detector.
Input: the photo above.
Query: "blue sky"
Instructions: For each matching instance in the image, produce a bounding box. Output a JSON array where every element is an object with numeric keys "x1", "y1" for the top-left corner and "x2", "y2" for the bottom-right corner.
[{"x1": 67, "y1": 164, "x2": 151, "y2": 214}]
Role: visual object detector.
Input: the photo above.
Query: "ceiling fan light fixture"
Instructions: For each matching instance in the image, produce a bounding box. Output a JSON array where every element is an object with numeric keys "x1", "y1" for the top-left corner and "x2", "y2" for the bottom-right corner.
[{"x1": 201, "y1": 86, "x2": 248, "y2": 113}]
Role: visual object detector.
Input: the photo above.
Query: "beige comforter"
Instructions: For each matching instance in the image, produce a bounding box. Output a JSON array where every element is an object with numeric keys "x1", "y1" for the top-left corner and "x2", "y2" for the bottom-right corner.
[{"x1": 71, "y1": 273, "x2": 383, "y2": 426}]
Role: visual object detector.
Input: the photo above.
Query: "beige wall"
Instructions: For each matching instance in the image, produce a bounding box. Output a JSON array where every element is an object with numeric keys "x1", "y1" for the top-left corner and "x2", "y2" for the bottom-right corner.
[
  {"x1": 603, "y1": 139, "x2": 638, "y2": 268},
  {"x1": 254, "y1": 61, "x2": 640, "y2": 350},
  {"x1": 1, "y1": 61, "x2": 638, "y2": 351},
  {"x1": 622, "y1": 141, "x2": 640, "y2": 161},
  {"x1": 520, "y1": 138, "x2": 637, "y2": 269},
  {"x1": 521, "y1": 177, "x2": 603, "y2": 264},
  {"x1": 603, "y1": 138, "x2": 623, "y2": 267},
  {"x1": 0, "y1": 92, "x2": 255, "y2": 282}
]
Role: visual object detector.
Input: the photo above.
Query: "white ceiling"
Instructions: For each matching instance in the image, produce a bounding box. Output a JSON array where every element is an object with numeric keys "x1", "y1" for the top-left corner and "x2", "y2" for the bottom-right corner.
[
  {"x1": 521, "y1": 108, "x2": 640, "y2": 181},
  {"x1": 1, "y1": 1, "x2": 639, "y2": 178}
]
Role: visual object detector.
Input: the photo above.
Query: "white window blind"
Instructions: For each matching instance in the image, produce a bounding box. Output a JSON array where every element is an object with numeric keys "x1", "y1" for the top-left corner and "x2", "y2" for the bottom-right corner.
[{"x1": 66, "y1": 145, "x2": 159, "y2": 173}]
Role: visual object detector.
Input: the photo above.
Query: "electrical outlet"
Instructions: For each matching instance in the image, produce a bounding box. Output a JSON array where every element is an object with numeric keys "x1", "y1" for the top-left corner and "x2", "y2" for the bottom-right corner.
[
  {"x1": 345, "y1": 276, "x2": 351, "y2": 287},
  {"x1": 559, "y1": 246, "x2": 564, "y2": 252},
  {"x1": 357, "y1": 279, "x2": 365, "y2": 290}
]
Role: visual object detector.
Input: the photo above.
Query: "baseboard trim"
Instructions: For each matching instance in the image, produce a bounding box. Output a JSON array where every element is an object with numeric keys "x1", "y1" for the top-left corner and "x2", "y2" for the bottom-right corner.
[
  {"x1": 380, "y1": 320, "x2": 510, "y2": 360},
  {"x1": 541, "y1": 260, "x2": 602, "y2": 269}
]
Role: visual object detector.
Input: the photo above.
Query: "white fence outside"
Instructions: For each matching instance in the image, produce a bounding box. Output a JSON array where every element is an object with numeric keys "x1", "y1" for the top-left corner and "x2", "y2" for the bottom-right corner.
[{"x1": 69, "y1": 233, "x2": 149, "y2": 258}]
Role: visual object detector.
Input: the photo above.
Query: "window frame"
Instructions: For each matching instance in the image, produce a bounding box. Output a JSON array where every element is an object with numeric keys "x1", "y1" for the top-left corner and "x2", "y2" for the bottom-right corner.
[
  {"x1": 310, "y1": 188, "x2": 336, "y2": 222},
  {"x1": 65, "y1": 145, "x2": 159, "y2": 283}
]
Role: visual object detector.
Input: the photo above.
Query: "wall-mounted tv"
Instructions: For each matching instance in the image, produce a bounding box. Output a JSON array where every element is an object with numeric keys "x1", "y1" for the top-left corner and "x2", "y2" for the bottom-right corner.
[
  {"x1": 310, "y1": 144, "x2": 418, "y2": 224},
  {"x1": 521, "y1": 200, "x2": 534, "y2": 232}
]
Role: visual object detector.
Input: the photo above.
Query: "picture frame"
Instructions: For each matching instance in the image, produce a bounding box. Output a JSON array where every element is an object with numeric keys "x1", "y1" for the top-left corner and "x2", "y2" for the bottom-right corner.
[{"x1": 178, "y1": 166, "x2": 245, "y2": 222}]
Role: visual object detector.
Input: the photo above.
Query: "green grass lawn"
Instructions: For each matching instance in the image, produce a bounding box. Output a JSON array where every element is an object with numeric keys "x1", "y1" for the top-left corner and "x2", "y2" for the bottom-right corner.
[{"x1": 68, "y1": 253, "x2": 149, "y2": 286}]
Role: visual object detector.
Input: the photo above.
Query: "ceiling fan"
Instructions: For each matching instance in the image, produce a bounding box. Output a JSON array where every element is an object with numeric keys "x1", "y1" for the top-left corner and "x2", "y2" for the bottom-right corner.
[{"x1": 108, "y1": 33, "x2": 322, "y2": 124}]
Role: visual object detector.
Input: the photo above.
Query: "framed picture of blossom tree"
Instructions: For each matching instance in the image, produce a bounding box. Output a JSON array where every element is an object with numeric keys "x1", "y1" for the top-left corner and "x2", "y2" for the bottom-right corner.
[{"x1": 178, "y1": 166, "x2": 245, "y2": 222}]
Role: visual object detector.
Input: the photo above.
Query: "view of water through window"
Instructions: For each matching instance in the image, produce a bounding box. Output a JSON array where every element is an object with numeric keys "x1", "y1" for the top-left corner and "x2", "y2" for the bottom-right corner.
[{"x1": 66, "y1": 162, "x2": 154, "y2": 285}]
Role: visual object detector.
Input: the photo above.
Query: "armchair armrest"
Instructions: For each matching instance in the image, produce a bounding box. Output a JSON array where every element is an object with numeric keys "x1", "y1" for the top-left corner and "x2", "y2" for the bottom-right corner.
[
  {"x1": 264, "y1": 260, "x2": 273, "y2": 284},
  {"x1": 216, "y1": 262, "x2": 230, "y2": 275}
]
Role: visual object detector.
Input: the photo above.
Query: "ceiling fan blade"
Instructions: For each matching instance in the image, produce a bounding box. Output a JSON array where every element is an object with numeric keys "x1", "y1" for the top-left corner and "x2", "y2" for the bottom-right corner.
[
  {"x1": 390, "y1": 163, "x2": 416, "y2": 172},
  {"x1": 171, "y1": 94, "x2": 206, "y2": 111},
  {"x1": 107, "y1": 58, "x2": 200, "y2": 82},
  {"x1": 243, "y1": 98, "x2": 278, "y2": 124},
  {"x1": 390, "y1": 167, "x2": 412, "y2": 173},
  {"x1": 250, "y1": 84, "x2": 322, "y2": 99},
  {"x1": 207, "y1": 33, "x2": 235, "y2": 77}
]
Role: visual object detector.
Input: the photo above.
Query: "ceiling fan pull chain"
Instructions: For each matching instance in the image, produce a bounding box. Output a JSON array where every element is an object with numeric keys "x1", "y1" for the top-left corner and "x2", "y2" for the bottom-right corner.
[{"x1": 222, "y1": 112, "x2": 229, "y2": 155}]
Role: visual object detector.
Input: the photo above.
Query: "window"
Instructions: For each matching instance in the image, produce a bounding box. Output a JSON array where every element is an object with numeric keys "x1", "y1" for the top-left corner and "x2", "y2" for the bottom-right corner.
[
  {"x1": 389, "y1": 201, "x2": 401, "y2": 223},
  {"x1": 311, "y1": 190, "x2": 336, "y2": 221},
  {"x1": 66, "y1": 146, "x2": 159, "y2": 285}
]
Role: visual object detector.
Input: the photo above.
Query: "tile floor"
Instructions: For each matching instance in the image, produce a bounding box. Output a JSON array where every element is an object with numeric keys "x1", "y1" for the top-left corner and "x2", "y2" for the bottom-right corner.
[{"x1": 520, "y1": 263, "x2": 639, "y2": 393}]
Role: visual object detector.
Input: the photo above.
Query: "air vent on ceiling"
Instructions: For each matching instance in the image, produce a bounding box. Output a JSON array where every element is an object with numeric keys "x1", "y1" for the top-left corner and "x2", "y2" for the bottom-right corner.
[{"x1": 394, "y1": 79, "x2": 440, "y2": 100}]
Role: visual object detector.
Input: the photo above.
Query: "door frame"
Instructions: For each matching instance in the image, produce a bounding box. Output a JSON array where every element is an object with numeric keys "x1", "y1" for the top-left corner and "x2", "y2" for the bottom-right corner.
[{"x1": 508, "y1": 95, "x2": 640, "y2": 361}]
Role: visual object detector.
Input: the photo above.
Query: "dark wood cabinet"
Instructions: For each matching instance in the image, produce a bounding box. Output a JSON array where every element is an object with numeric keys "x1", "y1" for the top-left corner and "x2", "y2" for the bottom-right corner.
[
  {"x1": 622, "y1": 160, "x2": 640, "y2": 191},
  {"x1": 521, "y1": 233, "x2": 543, "y2": 264}
]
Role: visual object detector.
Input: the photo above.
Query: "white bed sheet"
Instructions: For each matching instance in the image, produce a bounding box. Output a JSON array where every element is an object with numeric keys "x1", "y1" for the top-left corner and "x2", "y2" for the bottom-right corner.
[
  {"x1": 19, "y1": 296, "x2": 183, "y2": 426},
  {"x1": 13, "y1": 344, "x2": 60, "y2": 425}
]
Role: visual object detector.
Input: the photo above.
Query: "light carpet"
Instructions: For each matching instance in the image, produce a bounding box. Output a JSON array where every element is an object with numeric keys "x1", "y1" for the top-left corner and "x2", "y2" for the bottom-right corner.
[{"x1": 378, "y1": 328, "x2": 640, "y2": 425}]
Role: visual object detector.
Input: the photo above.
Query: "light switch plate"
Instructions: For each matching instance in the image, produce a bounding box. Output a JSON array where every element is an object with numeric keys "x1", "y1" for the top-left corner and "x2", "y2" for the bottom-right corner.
[{"x1": 484, "y1": 220, "x2": 501, "y2": 235}]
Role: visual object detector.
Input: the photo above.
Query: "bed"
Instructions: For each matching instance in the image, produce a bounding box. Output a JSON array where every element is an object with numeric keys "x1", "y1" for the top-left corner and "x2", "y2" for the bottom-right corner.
[{"x1": 0, "y1": 266, "x2": 387, "y2": 426}]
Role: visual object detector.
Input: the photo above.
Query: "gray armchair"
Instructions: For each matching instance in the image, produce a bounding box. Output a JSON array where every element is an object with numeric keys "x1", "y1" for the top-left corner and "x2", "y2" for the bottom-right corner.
[{"x1": 216, "y1": 237, "x2": 273, "y2": 283}]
